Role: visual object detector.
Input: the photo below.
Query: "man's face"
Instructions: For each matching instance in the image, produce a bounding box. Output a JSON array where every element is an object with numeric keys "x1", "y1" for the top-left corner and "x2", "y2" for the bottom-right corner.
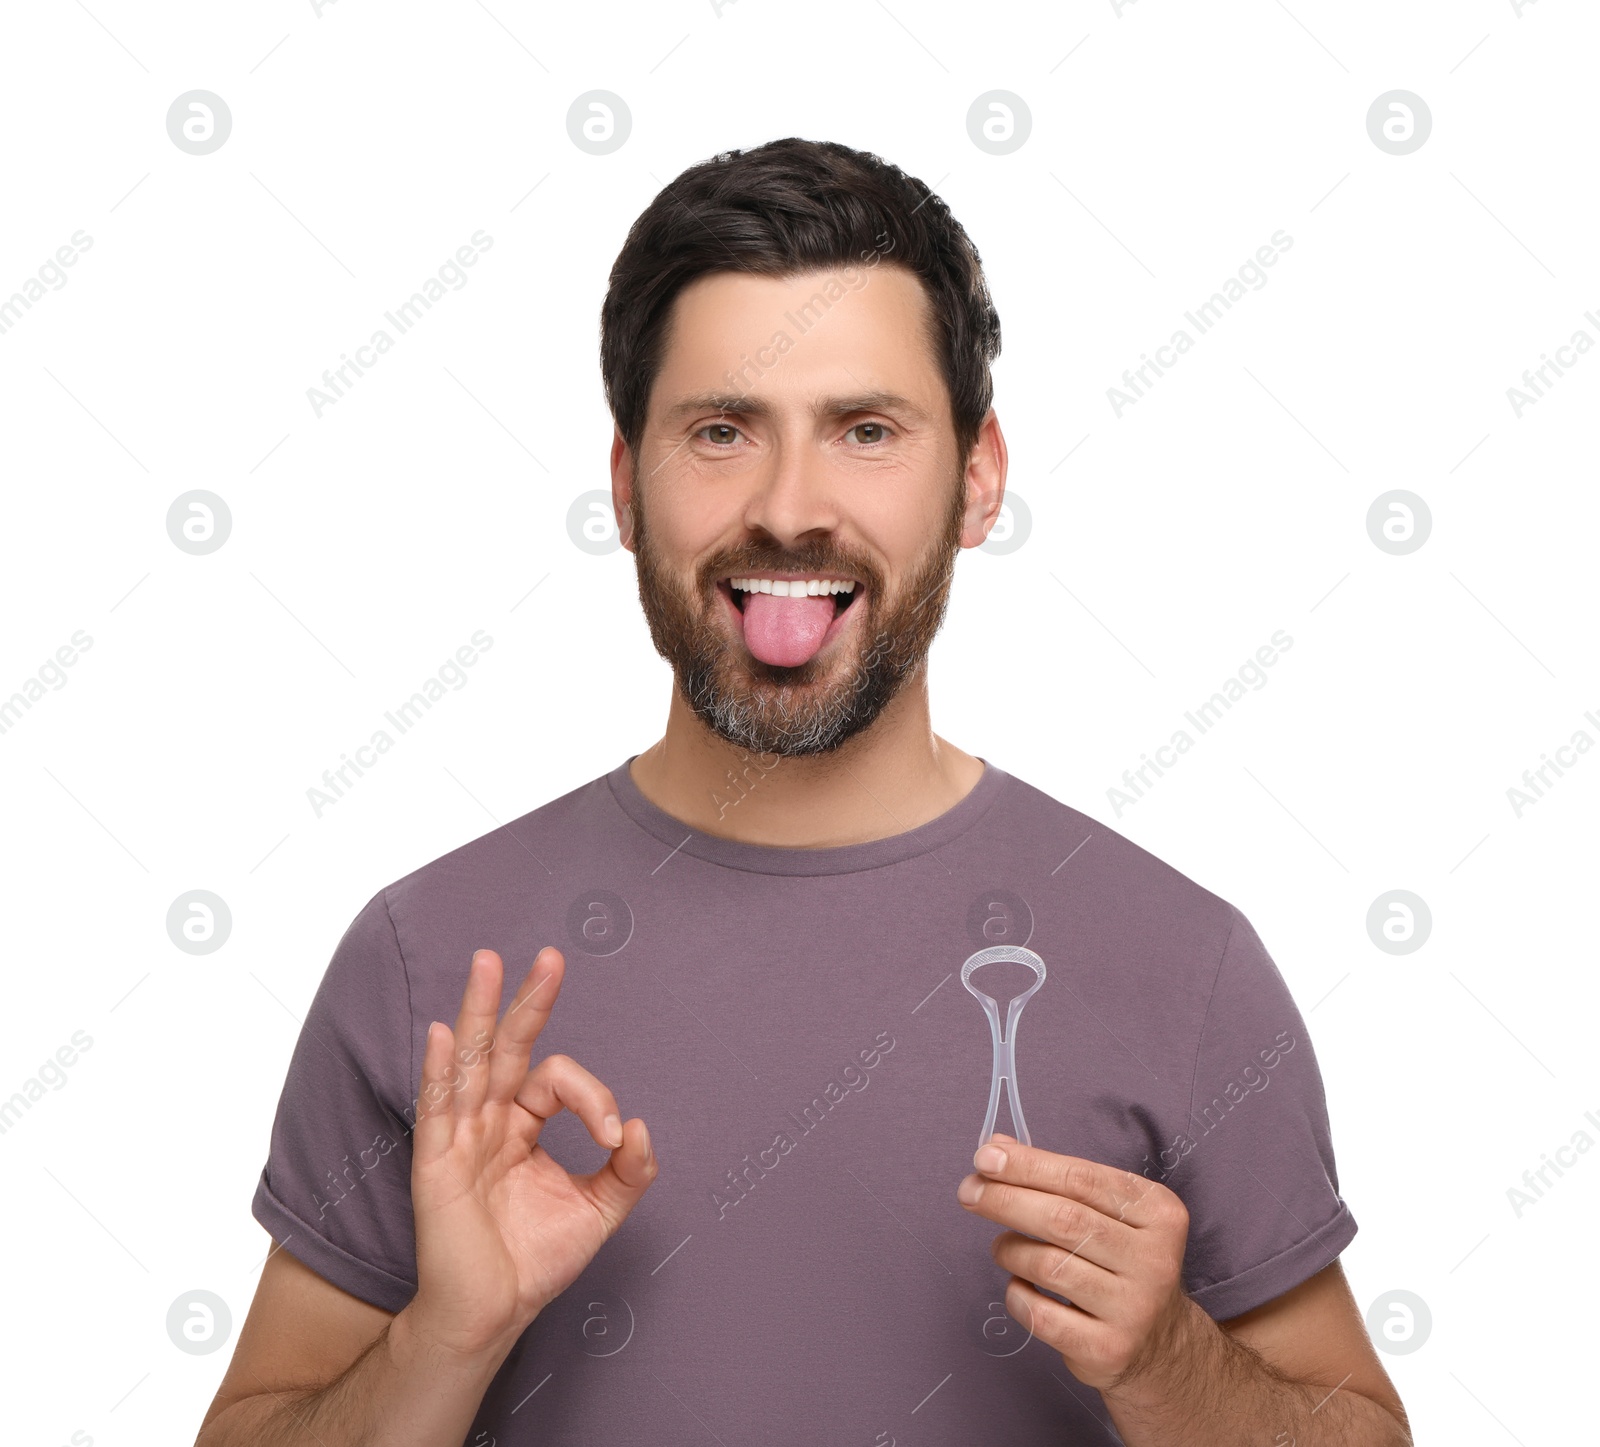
[{"x1": 618, "y1": 263, "x2": 985, "y2": 758}]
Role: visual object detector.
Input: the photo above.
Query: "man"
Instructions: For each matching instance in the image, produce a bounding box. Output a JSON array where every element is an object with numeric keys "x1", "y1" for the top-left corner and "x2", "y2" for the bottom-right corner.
[{"x1": 198, "y1": 138, "x2": 1410, "y2": 1445}]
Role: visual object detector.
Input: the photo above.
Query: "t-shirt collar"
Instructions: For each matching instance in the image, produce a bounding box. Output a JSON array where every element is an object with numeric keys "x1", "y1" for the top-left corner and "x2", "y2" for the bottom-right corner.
[{"x1": 605, "y1": 753, "x2": 1008, "y2": 877}]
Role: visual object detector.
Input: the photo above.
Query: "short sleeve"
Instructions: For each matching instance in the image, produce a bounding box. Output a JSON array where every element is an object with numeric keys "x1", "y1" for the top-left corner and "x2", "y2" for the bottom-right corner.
[
  {"x1": 1169, "y1": 904, "x2": 1357, "y2": 1321},
  {"x1": 250, "y1": 888, "x2": 421, "y2": 1313}
]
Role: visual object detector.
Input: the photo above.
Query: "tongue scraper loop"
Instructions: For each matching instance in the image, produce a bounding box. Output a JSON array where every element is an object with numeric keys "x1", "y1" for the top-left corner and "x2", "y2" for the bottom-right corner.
[{"x1": 961, "y1": 945, "x2": 1047, "y2": 1151}]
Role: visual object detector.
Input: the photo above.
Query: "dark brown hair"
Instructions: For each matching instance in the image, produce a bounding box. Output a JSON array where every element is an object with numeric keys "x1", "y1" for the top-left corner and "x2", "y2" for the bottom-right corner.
[{"x1": 599, "y1": 136, "x2": 1002, "y2": 467}]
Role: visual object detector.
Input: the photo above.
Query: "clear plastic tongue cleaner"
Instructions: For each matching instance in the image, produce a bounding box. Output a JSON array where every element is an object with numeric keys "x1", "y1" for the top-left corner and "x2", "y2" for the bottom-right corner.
[{"x1": 961, "y1": 945, "x2": 1047, "y2": 1149}]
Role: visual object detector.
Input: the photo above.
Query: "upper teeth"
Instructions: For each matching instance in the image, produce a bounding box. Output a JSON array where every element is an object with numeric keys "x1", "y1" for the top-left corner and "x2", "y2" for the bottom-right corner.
[{"x1": 729, "y1": 577, "x2": 857, "y2": 597}]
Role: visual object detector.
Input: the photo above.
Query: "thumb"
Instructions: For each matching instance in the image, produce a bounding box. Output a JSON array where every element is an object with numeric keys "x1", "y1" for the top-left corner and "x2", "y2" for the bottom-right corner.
[{"x1": 580, "y1": 1118, "x2": 657, "y2": 1231}]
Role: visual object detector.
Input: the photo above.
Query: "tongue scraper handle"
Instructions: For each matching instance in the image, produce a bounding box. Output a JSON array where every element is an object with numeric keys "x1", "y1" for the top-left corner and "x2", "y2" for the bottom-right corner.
[{"x1": 961, "y1": 945, "x2": 1047, "y2": 1151}]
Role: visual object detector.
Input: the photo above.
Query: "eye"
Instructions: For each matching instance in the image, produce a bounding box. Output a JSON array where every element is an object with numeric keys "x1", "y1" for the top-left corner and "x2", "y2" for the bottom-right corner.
[
  {"x1": 696, "y1": 422, "x2": 744, "y2": 446},
  {"x1": 846, "y1": 421, "x2": 892, "y2": 445}
]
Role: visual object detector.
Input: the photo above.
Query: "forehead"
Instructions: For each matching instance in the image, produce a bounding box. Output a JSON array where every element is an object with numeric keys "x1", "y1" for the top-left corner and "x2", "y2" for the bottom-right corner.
[{"x1": 651, "y1": 264, "x2": 941, "y2": 407}]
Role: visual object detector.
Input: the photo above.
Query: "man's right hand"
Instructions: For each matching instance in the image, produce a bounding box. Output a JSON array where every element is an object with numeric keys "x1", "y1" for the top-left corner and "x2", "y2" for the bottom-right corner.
[
  {"x1": 196, "y1": 944, "x2": 656, "y2": 1447},
  {"x1": 407, "y1": 945, "x2": 657, "y2": 1363}
]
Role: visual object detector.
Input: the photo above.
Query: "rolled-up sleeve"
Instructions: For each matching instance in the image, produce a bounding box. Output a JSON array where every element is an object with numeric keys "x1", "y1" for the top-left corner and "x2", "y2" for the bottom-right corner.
[{"x1": 250, "y1": 887, "x2": 420, "y2": 1313}]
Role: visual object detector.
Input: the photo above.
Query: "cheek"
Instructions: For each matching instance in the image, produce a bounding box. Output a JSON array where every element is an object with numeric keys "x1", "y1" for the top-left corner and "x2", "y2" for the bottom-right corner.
[{"x1": 639, "y1": 491, "x2": 727, "y2": 569}]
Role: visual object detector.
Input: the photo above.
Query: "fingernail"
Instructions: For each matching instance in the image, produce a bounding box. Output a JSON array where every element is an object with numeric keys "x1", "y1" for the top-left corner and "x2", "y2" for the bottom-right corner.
[
  {"x1": 642, "y1": 1124, "x2": 653, "y2": 1161},
  {"x1": 604, "y1": 1114, "x2": 623, "y2": 1148},
  {"x1": 975, "y1": 1144, "x2": 1006, "y2": 1173},
  {"x1": 957, "y1": 1174, "x2": 985, "y2": 1204}
]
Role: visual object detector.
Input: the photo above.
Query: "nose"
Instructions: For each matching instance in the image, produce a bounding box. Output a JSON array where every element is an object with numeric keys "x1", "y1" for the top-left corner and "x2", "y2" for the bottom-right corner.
[{"x1": 738, "y1": 430, "x2": 843, "y2": 551}]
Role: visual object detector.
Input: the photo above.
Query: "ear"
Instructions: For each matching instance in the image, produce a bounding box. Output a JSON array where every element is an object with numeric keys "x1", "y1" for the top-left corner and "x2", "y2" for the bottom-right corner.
[
  {"x1": 610, "y1": 427, "x2": 636, "y2": 553},
  {"x1": 961, "y1": 407, "x2": 1009, "y2": 551}
]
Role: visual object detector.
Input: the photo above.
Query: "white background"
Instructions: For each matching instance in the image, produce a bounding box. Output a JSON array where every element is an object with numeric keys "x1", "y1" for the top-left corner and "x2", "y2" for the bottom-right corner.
[{"x1": 2, "y1": 0, "x2": 1593, "y2": 1441}]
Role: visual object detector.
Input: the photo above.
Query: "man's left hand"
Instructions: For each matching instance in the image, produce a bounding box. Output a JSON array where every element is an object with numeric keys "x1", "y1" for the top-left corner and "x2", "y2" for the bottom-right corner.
[{"x1": 955, "y1": 1132, "x2": 1205, "y2": 1395}]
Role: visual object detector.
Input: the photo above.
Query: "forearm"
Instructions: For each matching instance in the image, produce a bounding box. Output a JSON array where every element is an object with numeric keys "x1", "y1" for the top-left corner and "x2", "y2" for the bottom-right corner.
[
  {"x1": 1103, "y1": 1298, "x2": 1411, "y2": 1447},
  {"x1": 199, "y1": 1304, "x2": 513, "y2": 1447}
]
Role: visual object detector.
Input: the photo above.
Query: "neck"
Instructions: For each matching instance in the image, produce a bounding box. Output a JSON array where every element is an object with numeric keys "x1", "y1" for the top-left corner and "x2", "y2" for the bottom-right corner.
[{"x1": 628, "y1": 669, "x2": 984, "y2": 848}]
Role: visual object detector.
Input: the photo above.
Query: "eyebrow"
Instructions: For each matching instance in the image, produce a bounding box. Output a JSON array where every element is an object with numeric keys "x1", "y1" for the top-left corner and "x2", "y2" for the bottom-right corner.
[{"x1": 661, "y1": 390, "x2": 929, "y2": 424}]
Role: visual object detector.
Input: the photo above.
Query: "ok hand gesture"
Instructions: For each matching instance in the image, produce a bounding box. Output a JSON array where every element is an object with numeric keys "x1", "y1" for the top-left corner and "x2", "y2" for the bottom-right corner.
[{"x1": 408, "y1": 947, "x2": 656, "y2": 1363}]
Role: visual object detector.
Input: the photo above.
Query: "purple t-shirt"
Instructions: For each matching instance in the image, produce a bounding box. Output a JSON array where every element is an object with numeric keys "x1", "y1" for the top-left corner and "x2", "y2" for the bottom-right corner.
[{"x1": 252, "y1": 757, "x2": 1356, "y2": 1445}]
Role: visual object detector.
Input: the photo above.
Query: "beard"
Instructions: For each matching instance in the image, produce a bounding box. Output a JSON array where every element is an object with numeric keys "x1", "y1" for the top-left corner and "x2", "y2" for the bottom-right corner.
[{"x1": 629, "y1": 472, "x2": 967, "y2": 758}]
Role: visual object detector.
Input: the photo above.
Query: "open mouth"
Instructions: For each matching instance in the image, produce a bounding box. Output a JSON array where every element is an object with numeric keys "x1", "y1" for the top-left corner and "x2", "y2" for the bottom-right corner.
[
  {"x1": 715, "y1": 573, "x2": 865, "y2": 668},
  {"x1": 718, "y1": 575, "x2": 859, "y2": 619}
]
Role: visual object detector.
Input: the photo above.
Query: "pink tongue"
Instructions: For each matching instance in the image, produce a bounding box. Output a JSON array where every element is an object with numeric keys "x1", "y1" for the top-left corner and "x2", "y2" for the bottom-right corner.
[{"x1": 741, "y1": 591, "x2": 836, "y2": 667}]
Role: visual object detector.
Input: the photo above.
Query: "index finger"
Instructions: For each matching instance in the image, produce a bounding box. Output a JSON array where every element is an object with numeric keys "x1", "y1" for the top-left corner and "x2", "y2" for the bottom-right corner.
[
  {"x1": 973, "y1": 1135, "x2": 1169, "y2": 1228},
  {"x1": 485, "y1": 945, "x2": 566, "y2": 1101}
]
